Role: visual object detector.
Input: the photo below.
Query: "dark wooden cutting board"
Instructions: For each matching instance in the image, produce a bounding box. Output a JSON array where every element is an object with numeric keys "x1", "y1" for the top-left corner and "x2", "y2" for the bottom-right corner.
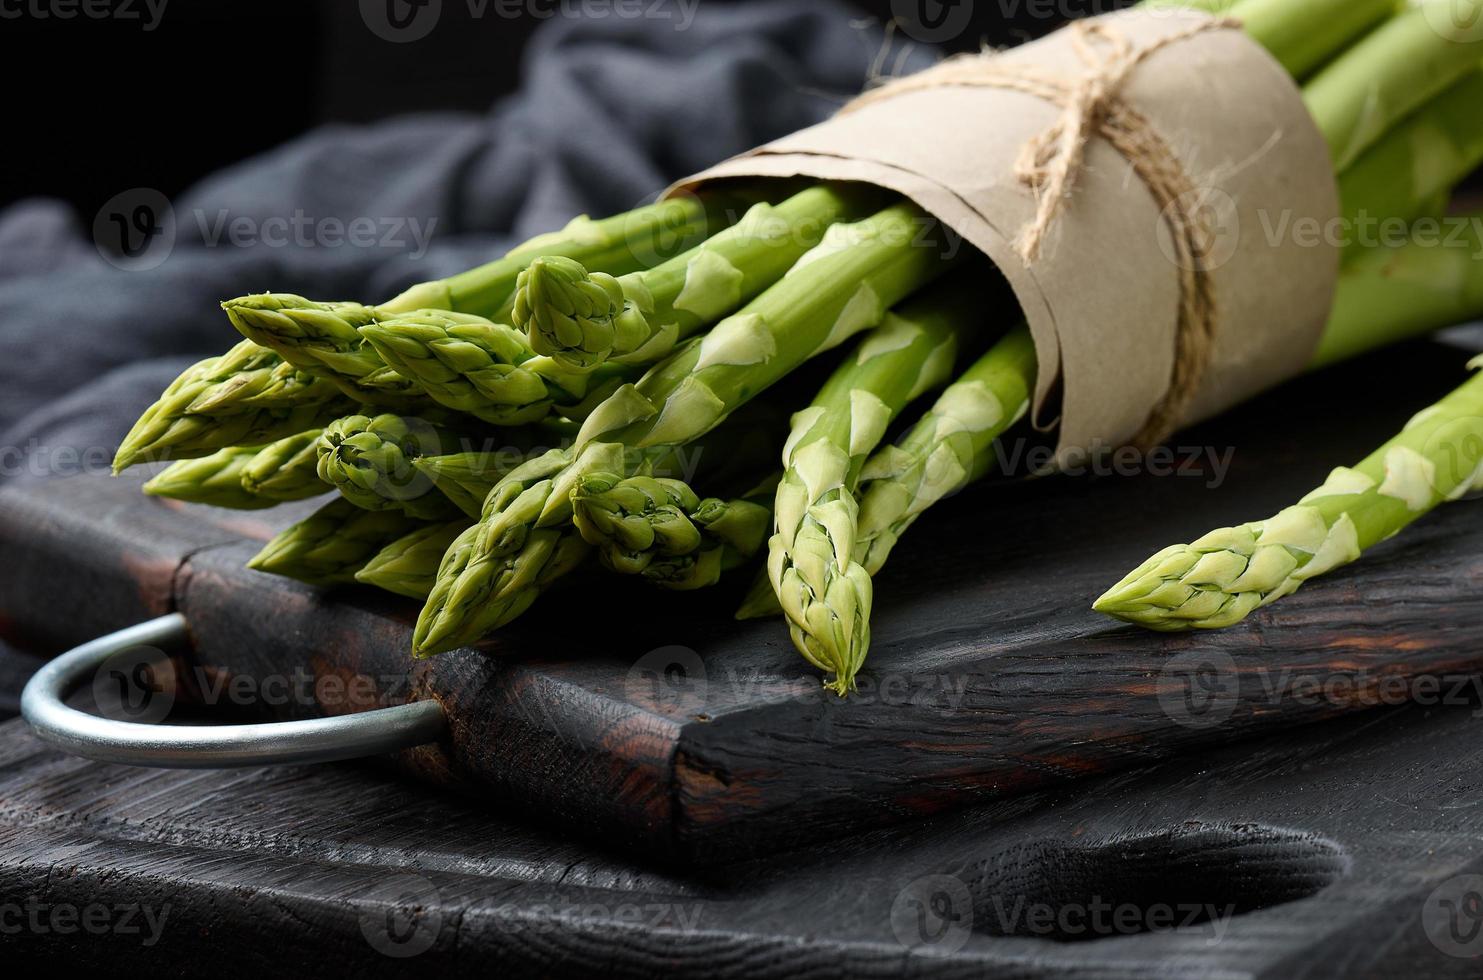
[{"x1": 5, "y1": 337, "x2": 1483, "y2": 864}]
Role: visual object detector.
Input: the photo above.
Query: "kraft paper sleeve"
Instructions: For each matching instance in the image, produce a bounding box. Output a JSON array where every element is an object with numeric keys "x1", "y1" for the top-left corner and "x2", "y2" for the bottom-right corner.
[{"x1": 669, "y1": 7, "x2": 1340, "y2": 457}]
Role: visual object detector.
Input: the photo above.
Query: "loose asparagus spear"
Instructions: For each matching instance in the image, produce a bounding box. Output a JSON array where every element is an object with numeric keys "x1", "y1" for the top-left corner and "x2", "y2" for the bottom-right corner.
[
  {"x1": 513, "y1": 185, "x2": 882, "y2": 371},
  {"x1": 248, "y1": 498, "x2": 425, "y2": 587},
  {"x1": 411, "y1": 202, "x2": 959, "y2": 654},
  {"x1": 570, "y1": 472, "x2": 773, "y2": 589},
  {"x1": 143, "y1": 447, "x2": 278, "y2": 510},
  {"x1": 238, "y1": 428, "x2": 329, "y2": 502},
  {"x1": 359, "y1": 310, "x2": 631, "y2": 426},
  {"x1": 315, "y1": 414, "x2": 467, "y2": 519},
  {"x1": 768, "y1": 280, "x2": 984, "y2": 694},
  {"x1": 355, "y1": 521, "x2": 469, "y2": 599},
  {"x1": 220, "y1": 193, "x2": 751, "y2": 408},
  {"x1": 1095, "y1": 361, "x2": 1483, "y2": 629}
]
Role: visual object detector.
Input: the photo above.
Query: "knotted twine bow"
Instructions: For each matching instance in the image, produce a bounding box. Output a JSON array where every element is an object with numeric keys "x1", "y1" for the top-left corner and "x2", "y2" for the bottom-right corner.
[{"x1": 839, "y1": 17, "x2": 1240, "y2": 449}]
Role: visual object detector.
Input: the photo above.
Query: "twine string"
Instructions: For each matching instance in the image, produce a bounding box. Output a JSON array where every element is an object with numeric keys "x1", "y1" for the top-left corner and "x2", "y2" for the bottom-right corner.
[{"x1": 839, "y1": 17, "x2": 1239, "y2": 448}]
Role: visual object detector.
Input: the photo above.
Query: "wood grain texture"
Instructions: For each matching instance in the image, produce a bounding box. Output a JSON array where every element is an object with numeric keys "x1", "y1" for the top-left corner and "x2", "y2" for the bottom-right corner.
[
  {"x1": 4, "y1": 696, "x2": 1483, "y2": 975},
  {"x1": 3, "y1": 341, "x2": 1482, "y2": 863}
]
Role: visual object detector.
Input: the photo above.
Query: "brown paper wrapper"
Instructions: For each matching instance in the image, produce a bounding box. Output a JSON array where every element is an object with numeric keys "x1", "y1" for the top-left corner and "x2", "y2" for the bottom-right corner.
[{"x1": 669, "y1": 7, "x2": 1340, "y2": 456}]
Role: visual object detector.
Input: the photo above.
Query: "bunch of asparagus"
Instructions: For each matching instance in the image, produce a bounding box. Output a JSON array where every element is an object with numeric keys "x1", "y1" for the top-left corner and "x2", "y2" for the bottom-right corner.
[{"x1": 118, "y1": 0, "x2": 1483, "y2": 692}]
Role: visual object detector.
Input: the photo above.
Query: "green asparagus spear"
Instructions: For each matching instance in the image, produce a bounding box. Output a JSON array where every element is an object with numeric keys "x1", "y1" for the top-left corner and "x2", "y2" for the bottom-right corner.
[
  {"x1": 768, "y1": 279, "x2": 984, "y2": 694},
  {"x1": 412, "y1": 202, "x2": 958, "y2": 654},
  {"x1": 248, "y1": 498, "x2": 425, "y2": 587},
  {"x1": 345, "y1": 192, "x2": 745, "y2": 319},
  {"x1": 1225, "y1": 0, "x2": 1395, "y2": 80},
  {"x1": 513, "y1": 185, "x2": 881, "y2": 371},
  {"x1": 570, "y1": 472, "x2": 773, "y2": 589},
  {"x1": 143, "y1": 447, "x2": 278, "y2": 510},
  {"x1": 414, "y1": 519, "x2": 593, "y2": 653},
  {"x1": 1336, "y1": 70, "x2": 1483, "y2": 258},
  {"x1": 417, "y1": 451, "x2": 542, "y2": 519},
  {"x1": 220, "y1": 193, "x2": 750, "y2": 408},
  {"x1": 358, "y1": 310, "x2": 631, "y2": 426},
  {"x1": 238, "y1": 428, "x2": 329, "y2": 502},
  {"x1": 855, "y1": 325, "x2": 1037, "y2": 576},
  {"x1": 221, "y1": 294, "x2": 433, "y2": 407},
  {"x1": 315, "y1": 414, "x2": 467, "y2": 519},
  {"x1": 113, "y1": 341, "x2": 349, "y2": 472},
  {"x1": 1095, "y1": 361, "x2": 1483, "y2": 629},
  {"x1": 1313, "y1": 214, "x2": 1483, "y2": 367},
  {"x1": 355, "y1": 521, "x2": 469, "y2": 599},
  {"x1": 1303, "y1": 0, "x2": 1483, "y2": 171},
  {"x1": 186, "y1": 349, "x2": 342, "y2": 415}
]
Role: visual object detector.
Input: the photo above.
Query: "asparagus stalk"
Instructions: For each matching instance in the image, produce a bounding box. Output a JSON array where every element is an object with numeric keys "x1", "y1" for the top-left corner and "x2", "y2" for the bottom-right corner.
[
  {"x1": 220, "y1": 193, "x2": 751, "y2": 409},
  {"x1": 238, "y1": 428, "x2": 329, "y2": 502},
  {"x1": 358, "y1": 310, "x2": 631, "y2": 426},
  {"x1": 382, "y1": 192, "x2": 743, "y2": 318},
  {"x1": 1336, "y1": 69, "x2": 1483, "y2": 256},
  {"x1": 412, "y1": 202, "x2": 958, "y2": 654},
  {"x1": 513, "y1": 185, "x2": 881, "y2": 371},
  {"x1": 413, "y1": 519, "x2": 593, "y2": 653},
  {"x1": 221, "y1": 295, "x2": 434, "y2": 407},
  {"x1": 143, "y1": 447, "x2": 278, "y2": 510},
  {"x1": 1313, "y1": 215, "x2": 1483, "y2": 367},
  {"x1": 855, "y1": 325, "x2": 1037, "y2": 576},
  {"x1": 247, "y1": 498, "x2": 425, "y2": 587},
  {"x1": 315, "y1": 414, "x2": 467, "y2": 519},
  {"x1": 734, "y1": 209, "x2": 1483, "y2": 617},
  {"x1": 113, "y1": 341, "x2": 349, "y2": 472},
  {"x1": 1095, "y1": 362, "x2": 1483, "y2": 629},
  {"x1": 570, "y1": 472, "x2": 773, "y2": 589},
  {"x1": 186, "y1": 349, "x2": 342, "y2": 415},
  {"x1": 355, "y1": 521, "x2": 469, "y2": 599},
  {"x1": 1225, "y1": 0, "x2": 1395, "y2": 80},
  {"x1": 1142, "y1": 0, "x2": 1394, "y2": 80},
  {"x1": 768, "y1": 280, "x2": 984, "y2": 694},
  {"x1": 1303, "y1": 0, "x2": 1483, "y2": 171},
  {"x1": 416, "y1": 450, "x2": 545, "y2": 519}
]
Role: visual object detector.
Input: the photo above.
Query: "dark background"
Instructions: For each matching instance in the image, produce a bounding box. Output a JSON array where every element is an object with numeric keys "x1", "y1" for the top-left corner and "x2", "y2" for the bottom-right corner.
[{"x1": 0, "y1": 0, "x2": 1138, "y2": 220}]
